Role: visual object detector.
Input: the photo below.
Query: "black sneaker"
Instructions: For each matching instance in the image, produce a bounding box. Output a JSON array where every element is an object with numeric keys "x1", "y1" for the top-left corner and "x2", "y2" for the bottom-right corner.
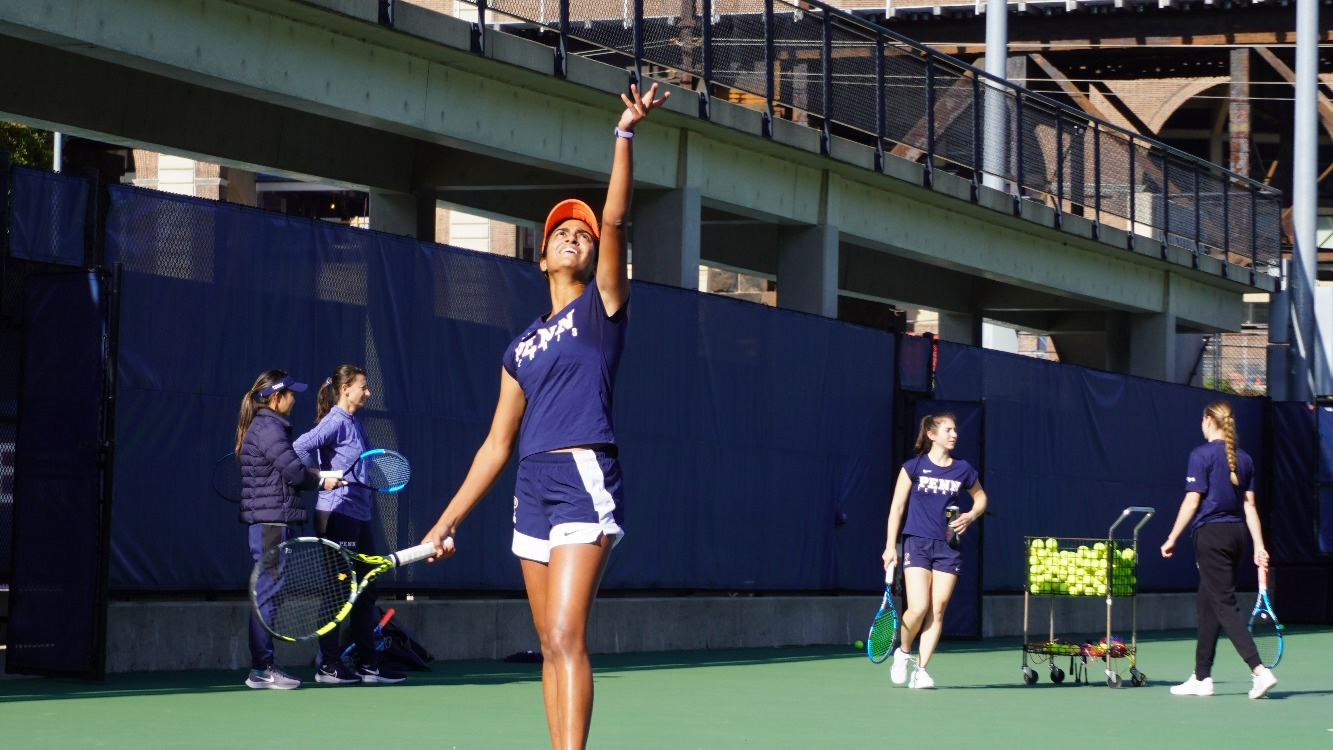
[
  {"x1": 315, "y1": 661, "x2": 360, "y2": 685},
  {"x1": 356, "y1": 661, "x2": 406, "y2": 684}
]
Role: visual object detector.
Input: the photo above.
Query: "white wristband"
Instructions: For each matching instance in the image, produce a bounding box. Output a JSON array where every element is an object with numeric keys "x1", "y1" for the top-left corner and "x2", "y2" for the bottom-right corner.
[{"x1": 614, "y1": 127, "x2": 634, "y2": 139}]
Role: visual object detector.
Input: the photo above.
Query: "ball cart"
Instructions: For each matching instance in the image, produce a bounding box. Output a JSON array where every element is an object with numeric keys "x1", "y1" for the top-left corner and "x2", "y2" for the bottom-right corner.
[{"x1": 1020, "y1": 506, "x2": 1155, "y2": 687}]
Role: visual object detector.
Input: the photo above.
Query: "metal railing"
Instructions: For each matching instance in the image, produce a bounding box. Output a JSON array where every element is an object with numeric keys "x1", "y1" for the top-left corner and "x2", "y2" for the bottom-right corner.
[{"x1": 393, "y1": 0, "x2": 1284, "y2": 277}]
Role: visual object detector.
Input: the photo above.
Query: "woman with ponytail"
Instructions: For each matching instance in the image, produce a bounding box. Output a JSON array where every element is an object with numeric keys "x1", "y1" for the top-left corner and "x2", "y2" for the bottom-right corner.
[
  {"x1": 1161, "y1": 400, "x2": 1276, "y2": 699},
  {"x1": 235, "y1": 368, "x2": 328, "y2": 690},
  {"x1": 880, "y1": 413, "x2": 987, "y2": 689},
  {"x1": 293, "y1": 364, "x2": 405, "y2": 685}
]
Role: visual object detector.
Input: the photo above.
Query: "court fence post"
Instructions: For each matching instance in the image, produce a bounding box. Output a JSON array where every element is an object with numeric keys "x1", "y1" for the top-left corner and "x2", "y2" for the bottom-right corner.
[
  {"x1": 1192, "y1": 162, "x2": 1202, "y2": 266},
  {"x1": 1127, "y1": 135, "x2": 1136, "y2": 250},
  {"x1": 472, "y1": 0, "x2": 487, "y2": 54},
  {"x1": 763, "y1": 0, "x2": 775, "y2": 138},
  {"x1": 632, "y1": 0, "x2": 644, "y2": 86},
  {"x1": 875, "y1": 34, "x2": 886, "y2": 172},
  {"x1": 1055, "y1": 111, "x2": 1064, "y2": 229},
  {"x1": 820, "y1": 11, "x2": 832, "y2": 156},
  {"x1": 699, "y1": 0, "x2": 713, "y2": 118},
  {"x1": 1160, "y1": 148, "x2": 1170, "y2": 259},
  {"x1": 1013, "y1": 88, "x2": 1024, "y2": 215},
  {"x1": 924, "y1": 54, "x2": 935, "y2": 188},
  {"x1": 971, "y1": 71, "x2": 981, "y2": 201},
  {"x1": 1092, "y1": 120, "x2": 1101, "y2": 239},
  {"x1": 82, "y1": 167, "x2": 106, "y2": 269},
  {"x1": 556, "y1": 0, "x2": 570, "y2": 76}
]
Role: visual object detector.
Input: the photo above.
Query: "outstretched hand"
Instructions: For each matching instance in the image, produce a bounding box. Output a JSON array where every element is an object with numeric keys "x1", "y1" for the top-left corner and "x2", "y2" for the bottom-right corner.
[{"x1": 618, "y1": 82, "x2": 669, "y2": 133}]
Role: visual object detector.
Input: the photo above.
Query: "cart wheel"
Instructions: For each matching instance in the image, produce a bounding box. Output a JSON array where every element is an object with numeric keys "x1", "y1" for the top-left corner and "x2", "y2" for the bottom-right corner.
[
  {"x1": 1131, "y1": 671, "x2": 1147, "y2": 687},
  {"x1": 1050, "y1": 666, "x2": 1065, "y2": 683},
  {"x1": 1022, "y1": 666, "x2": 1038, "y2": 685},
  {"x1": 1107, "y1": 672, "x2": 1123, "y2": 688}
]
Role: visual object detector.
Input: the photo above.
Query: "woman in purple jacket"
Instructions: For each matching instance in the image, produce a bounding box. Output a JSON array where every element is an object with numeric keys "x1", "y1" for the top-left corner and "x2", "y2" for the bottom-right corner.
[
  {"x1": 422, "y1": 83, "x2": 668, "y2": 750},
  {"x1": 236, "y1": 368, "x2": 327, "y2": 690},
  {"x1": 294, "y1": 363, "x2": 405, "y2": 686}
]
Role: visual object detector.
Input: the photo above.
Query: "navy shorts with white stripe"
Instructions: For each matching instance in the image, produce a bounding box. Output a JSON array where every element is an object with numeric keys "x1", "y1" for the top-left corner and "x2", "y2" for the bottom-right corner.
[{"x1": 512, "y1": 448, "x2": 625, "y2": 563}]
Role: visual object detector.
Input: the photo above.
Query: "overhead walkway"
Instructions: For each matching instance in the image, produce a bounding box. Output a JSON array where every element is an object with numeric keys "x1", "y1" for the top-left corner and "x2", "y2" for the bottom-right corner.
[{"x1": 0, "y1": 0, "x2": 1282, "y2": 377}]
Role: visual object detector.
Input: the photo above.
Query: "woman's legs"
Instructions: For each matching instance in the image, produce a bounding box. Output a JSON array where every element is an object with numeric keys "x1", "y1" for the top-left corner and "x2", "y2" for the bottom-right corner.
[
  {"x1": 1193, "y1": 523, "x2": 1262, "y2": 678},
  {"x1": 915, "y1": 571, "x2": 958, "y2": 669},
  {"x1": 522, "y1": 536, "x2": 614, "y2": 750},
  {"x1": 898, "y1": 566, "x2": 933, "y2": 654},
  {"x1": 521, "y1": 559, "x2": 560, "y2": 745}
]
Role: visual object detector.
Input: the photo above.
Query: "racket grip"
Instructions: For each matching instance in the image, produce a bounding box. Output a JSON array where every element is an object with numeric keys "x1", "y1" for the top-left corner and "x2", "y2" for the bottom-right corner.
[
  {"x1": 378, "y1": 608, "x2": 396, "y2": 629},
  {"x1": 391, "y1": 538, "x2": 454, "y2": 566}
]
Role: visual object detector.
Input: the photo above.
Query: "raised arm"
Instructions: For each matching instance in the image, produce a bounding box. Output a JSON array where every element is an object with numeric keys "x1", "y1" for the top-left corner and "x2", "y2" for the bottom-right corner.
[
  {"x1": 423, "y1": 369, "x2": 527, "y2": 558},
  {"x1": 598, "y1": 82, "x2": 669, "y2": 317}
]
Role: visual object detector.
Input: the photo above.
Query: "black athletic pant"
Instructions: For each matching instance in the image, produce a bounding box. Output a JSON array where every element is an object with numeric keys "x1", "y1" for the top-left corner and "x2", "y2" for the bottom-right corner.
[
  {"x1": 1192, "y1": 521, "x2": 1261, "y2": 679},
  {"x1": 316, "y1": 510, "x2": 379, "y2": 667}
]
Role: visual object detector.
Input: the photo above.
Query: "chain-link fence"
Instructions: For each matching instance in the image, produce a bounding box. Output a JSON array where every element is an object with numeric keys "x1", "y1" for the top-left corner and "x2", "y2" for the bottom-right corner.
[
  {"x1": 1199, "y1": 332, "x2": 1270, "y2": 397},
  {"x1": 400, "y1": 0, "x2": 1283, "y2": 273}
]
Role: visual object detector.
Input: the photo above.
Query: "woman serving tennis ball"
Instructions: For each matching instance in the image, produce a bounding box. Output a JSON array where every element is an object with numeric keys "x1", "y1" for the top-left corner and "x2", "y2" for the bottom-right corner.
[
  {"x1": 423, "y1": 83, "x2": 668, "y2": 750},
  {"x1": 881, "y1": 413, "x2": 988, "y2": 689}
]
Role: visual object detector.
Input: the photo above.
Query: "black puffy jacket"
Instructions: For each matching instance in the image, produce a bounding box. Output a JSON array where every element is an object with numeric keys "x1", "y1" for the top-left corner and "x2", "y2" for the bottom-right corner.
[{"x1": 239, "y1": 409, "x2": 319, "y2": 524}]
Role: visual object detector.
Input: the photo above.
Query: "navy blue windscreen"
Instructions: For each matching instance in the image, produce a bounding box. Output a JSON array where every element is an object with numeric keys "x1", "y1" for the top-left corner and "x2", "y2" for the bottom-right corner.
[
  {"x1": 8, "y1": 272, "x2": 107, "y2": 678},
  {"x1": 1269, "y1": 402, "x2": 1317, "y2": 563},
  {"x1": 103, "y1": 185, "x2": 897, "y2": 592},
  {"x1": 934, "y1": 345, "x2": 1266, "y2": 591},
  {"x1": 1319, "y1": 407, "x2": 1333, "y2": 555},
  {"x1": 7, "y1": 167, "x2": 87, "y2": 266}
]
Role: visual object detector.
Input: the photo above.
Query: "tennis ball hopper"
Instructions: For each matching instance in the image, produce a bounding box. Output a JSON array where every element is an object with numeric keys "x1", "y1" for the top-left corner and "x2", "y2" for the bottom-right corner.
[{"x1": 1020, "y1": 507, "x2": 1155, "y2": 688}]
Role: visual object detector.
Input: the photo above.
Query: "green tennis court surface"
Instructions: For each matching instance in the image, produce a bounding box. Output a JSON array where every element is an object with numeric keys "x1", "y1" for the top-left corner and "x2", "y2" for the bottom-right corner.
[{"x1": 1, "y1": 628, "x2": 1328, "y2": 748}]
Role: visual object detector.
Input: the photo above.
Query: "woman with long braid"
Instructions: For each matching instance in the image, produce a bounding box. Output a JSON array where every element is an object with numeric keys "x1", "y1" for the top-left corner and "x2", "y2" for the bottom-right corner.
[{"x1": 1161, "y1": 400, "x2": 1276, "y2": 699}]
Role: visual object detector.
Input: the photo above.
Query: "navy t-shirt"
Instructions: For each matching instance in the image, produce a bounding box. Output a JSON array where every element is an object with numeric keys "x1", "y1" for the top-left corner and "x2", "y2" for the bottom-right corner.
[
  {"x1": 900, "y1": 454, "x2": 978, "y2": 540},
  {"x1": 1185, "y1": 439, "x2": 1254, "y2": 530},
  {"x1": 503, "y1": 279, "x2": 627, "y2": 460}
]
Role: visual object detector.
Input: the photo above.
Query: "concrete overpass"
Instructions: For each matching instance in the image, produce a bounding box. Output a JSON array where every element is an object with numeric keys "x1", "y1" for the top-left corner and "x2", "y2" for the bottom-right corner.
[{"x1": 0, "y1": 0, "x2": 1278, "y2": 378}]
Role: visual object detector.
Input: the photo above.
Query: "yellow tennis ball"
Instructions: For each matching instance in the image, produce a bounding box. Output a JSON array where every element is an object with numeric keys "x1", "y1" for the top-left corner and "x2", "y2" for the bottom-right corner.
[{"x1": 1121, "y1": 548, "x2": 1135, "y2": 561}]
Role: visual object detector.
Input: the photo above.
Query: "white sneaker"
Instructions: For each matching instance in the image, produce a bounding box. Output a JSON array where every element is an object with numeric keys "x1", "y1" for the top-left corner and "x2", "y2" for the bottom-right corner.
[
  {"x1": 908, "y1": 666, "x2": 935, "y2": 689},
  {"x1": 245, "y1": 666, "x2": 301, "y2": 690},
  {"x1": 890, "y1": 648, "x2": 912, "y2": 685},
  {"x1": 1248, "y1": 667, "x2": 1277, "y2": 699},
  {"x1": 1169, "y1": 674, "x2": 1214, "y2": 696}
]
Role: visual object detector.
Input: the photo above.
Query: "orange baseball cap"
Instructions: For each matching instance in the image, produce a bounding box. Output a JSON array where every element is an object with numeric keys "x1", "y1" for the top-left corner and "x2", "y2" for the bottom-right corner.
[{"x1": 543, "y1": 199, "x2": 600, "y2": 243}]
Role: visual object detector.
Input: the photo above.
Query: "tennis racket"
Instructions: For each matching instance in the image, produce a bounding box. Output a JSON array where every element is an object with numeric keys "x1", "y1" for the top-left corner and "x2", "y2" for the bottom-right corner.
[
  {"x1": 1248, "y1": 566, "x2": 1284, "y2": 669},
  {"x1": 250, "y1": 537, "x2": 450, "y2": 642},
  {"x1": 322, "y1": 449, "x2": 411, "y2": 493},
  {"x1": 212, "y1": 452, "x2": 242, "y2": 503},
  {"x1": 867, "y1": 567, "x2": 898, "y2": 663}
]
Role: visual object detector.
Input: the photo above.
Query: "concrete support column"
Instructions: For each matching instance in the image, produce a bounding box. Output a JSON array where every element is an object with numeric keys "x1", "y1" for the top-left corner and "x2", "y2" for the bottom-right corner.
[
  {"x1": 1129, "y1": 279, "x2": 1178, "y2": 381},
  {"x1": 776, "y1": 224, "x2": 838, "y2": 318},
  {"x1": 632, "y1": 187, "x2": 702, "y2": 289},
  {"x1": 369, "y1": 190, "x2": 438, "y2": 241},
  {"x1": 938, "y1": 312, "x2": 982, "y2": 346}
]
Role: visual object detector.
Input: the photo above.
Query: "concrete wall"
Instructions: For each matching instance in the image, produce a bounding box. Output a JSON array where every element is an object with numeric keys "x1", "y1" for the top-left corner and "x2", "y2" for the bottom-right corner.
[{"x1": 105, "y1": 593, "x2": 1201, "y2": 673}]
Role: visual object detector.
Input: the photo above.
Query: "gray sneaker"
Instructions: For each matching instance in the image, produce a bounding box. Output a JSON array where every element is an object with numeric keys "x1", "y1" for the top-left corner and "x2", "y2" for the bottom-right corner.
[{"x1": 245, "y1": 666, "x2": 301, "y2": 690}]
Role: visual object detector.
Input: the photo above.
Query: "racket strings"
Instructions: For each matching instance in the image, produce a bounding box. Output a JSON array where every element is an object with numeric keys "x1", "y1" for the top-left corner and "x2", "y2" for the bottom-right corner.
[
  {"x1": 254, "y1": 542, "x2": 356, "y2": 640},
  {"x1": 1250, "y1": 612, "x2": 1281, "y2": 667},
  {"x1": 213, "y1": 456, "x2": 242, "y2": 501},
  {"x1": 361, "y1": 453, "x2": 410, "y2": 490},
  {"x1": 868, "y1": 609, "x2": 897, "y2": 663}
]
